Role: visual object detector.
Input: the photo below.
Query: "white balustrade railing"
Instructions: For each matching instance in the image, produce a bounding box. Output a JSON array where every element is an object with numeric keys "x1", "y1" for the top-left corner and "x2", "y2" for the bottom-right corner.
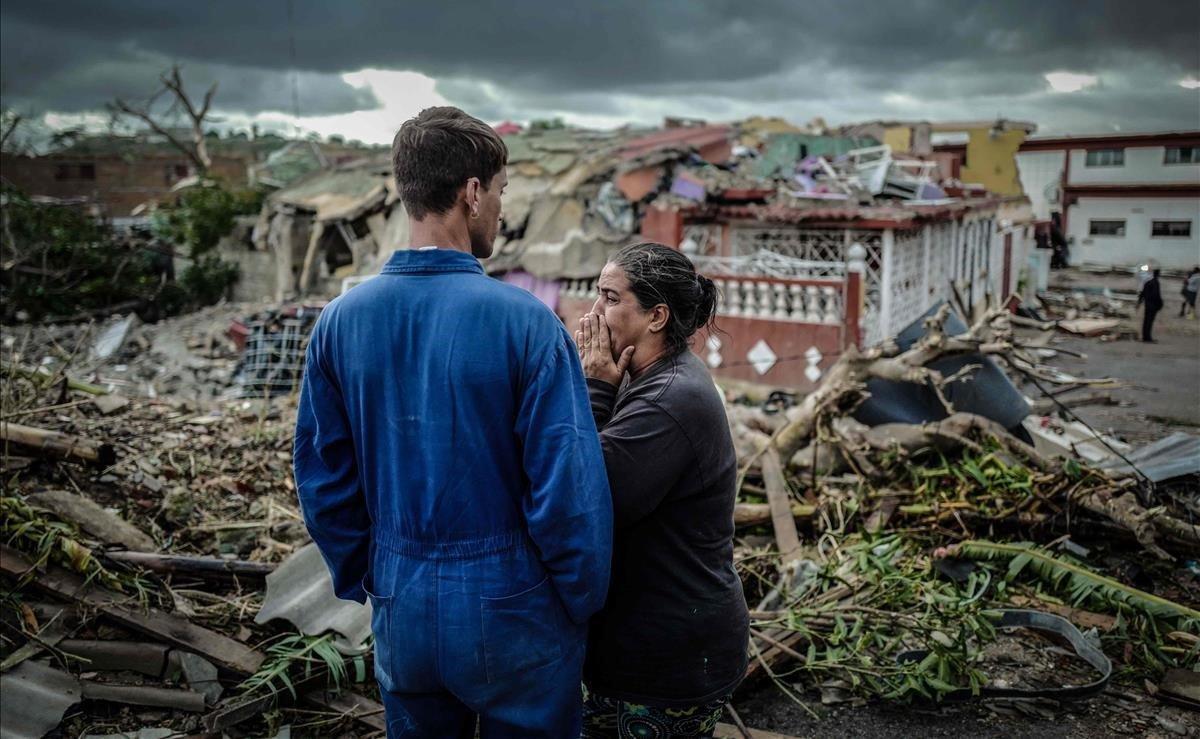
[
  {"x1": 710, "y1": 277, "x2": 843, "y2": 324},
  {"x1": 559, "y1": 278, "x2": 598, "y2": 301},
  {"x1": 692, "y1": 249, "x2": 845, "y2": 279}
]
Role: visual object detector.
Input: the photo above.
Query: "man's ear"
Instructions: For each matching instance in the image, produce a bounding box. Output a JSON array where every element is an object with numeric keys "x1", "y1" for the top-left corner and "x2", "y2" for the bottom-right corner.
[
  {"x1": 648, "y1": 304, "x2": 670, "y2": 333},
  {"x1": 464, "y1": 177, "x2": 481, "y2": 217}
]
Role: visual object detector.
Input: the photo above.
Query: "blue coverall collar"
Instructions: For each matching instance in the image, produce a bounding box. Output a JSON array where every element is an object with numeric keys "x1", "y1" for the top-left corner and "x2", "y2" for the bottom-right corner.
[{"x1": 381, "y1": 249, "x2": 485, "y2": 275}]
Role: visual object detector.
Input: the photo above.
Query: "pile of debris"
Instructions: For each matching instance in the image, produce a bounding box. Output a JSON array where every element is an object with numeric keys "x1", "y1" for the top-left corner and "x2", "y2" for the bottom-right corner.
[
  {"x1": 724, "y1": 305, "x2": 1198, "y2": 724},
  {"x1": 0, "y1": 312, "x2": 380, "y2": 736},
  {"x1": 1, "y1": 298, "x2": 1196, "y2": 737},
  {"x1": 1034, "y1": 286, "x2": 1140, "y2": 339}
]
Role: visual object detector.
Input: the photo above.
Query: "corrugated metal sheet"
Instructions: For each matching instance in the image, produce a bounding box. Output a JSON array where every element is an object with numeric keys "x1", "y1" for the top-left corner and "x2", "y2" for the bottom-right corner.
[
  {"x1": 254, "y1": 543, "x2": 372, "y2": 654},
  {"x1": 618, "y1": 126, "x2": 732, "y2": 160},
  {"x1": 1098, "y1": 432, "x2": 1200, "y2": 484},
  {"x1": 0, "y1": 660, "x2": 82, "y2": 739}
]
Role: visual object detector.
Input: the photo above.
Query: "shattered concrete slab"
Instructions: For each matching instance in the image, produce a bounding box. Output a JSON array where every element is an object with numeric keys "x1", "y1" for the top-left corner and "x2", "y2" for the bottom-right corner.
[
  {"x1": 255, "y1": 543, "x2": 371, "y2": 654},
  {"x1": 0, "y1": 660, "x2": 82, "y2": 739}
]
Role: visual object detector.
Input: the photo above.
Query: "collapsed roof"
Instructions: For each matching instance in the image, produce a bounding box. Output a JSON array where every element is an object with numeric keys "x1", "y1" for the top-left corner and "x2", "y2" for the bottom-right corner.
[{"x1": 254, "y1": 119, "x2": 1023, "y2": 297}]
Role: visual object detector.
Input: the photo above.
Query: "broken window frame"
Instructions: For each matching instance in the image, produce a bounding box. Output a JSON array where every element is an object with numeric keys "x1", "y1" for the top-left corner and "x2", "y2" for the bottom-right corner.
[
  {"x1": 1087, "y1": 219, "x2": 1126, "y2": 237},
  {"x1": 1084, "y1": 148, "x2": 1124, "y2": 167},
  {"x1": 1149, "y1": 220, "x2": 1192, "y2": 238}
]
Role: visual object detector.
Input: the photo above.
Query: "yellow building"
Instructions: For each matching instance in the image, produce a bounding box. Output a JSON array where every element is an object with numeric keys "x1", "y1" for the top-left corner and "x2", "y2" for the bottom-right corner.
[
  {"x1": 840, "y1": 119, "x2": 1037, "y2": 197},
  {"x1": 931, "y1": 121, "x2": 1036, "y2": 196}
]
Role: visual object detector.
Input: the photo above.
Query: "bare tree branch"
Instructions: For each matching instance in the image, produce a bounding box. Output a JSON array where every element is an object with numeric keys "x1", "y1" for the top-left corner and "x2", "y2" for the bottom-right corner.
[
  {"x1": 109, "y1": 99, "x2": 207, "y2": 174},
  {"x1": 109, "y1": 65, "x2": 217, "y2": 175},
  {"x1": 1, "y1": 112, "x2": 24, "y2": 151}
]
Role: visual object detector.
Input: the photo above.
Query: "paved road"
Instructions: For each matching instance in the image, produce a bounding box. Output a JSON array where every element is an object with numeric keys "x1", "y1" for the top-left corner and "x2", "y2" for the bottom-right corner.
[{"x1": 1036, "y1": 269, "x2": 1200, "y2": 445}]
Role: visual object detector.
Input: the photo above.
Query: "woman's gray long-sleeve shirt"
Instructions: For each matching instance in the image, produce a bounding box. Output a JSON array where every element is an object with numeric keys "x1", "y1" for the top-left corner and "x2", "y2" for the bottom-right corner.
[{"x1": 583, "y1": 350, "x2": 749, "y2": 706}]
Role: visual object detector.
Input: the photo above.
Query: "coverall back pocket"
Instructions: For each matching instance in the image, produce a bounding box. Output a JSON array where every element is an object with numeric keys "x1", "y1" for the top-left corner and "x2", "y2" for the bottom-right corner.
[
  {"x1": 480, "y1": 575, "x2": 564, "y2": 684},
  {"x1": 363, "y1": 576, "x2": 397, "y2": 693}
]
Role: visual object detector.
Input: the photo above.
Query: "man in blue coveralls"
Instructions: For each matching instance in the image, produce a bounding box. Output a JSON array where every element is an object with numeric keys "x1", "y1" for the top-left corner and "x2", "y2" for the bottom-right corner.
[{"x1": 294, "y1": 106, "x2": 613, "y2": 737}]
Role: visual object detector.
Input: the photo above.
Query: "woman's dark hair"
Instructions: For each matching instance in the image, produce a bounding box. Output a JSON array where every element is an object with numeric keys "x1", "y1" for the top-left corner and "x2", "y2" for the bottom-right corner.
[{"x1": 610, "y1": 241, "x2": 719, "y2": 355}]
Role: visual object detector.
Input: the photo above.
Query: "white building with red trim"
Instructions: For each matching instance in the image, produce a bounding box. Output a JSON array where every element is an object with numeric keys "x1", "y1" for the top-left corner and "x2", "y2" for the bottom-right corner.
[{"x1": 1014, "y1": 131, "x2": 1200, "y2": 270}]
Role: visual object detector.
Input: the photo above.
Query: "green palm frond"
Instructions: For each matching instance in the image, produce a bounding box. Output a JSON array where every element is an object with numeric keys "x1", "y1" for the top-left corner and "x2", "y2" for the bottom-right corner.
[{"x1": 953, "y1": 540, "x2": 1200, "y2": 623}]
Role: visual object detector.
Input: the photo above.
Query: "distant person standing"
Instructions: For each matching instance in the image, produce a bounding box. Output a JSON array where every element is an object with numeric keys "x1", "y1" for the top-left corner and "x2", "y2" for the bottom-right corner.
[
  {"x1": 1138, "y1": 268, "x2": 1164, "y2": 342},
  {"x1": 1180, "y1": 267, "x2": 1199, "y2": 318}
]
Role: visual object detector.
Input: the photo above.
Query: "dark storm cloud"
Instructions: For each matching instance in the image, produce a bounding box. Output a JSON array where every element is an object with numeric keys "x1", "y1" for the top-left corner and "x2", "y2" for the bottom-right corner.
[{"x1": 1, "y1": 0, "x2": 1197, "y2": 129}]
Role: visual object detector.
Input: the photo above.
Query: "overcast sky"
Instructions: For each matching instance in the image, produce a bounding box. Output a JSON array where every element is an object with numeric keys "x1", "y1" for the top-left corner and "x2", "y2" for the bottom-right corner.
[{"x1": 3, "y1": 0, "x2": 1198, "y2": 144}]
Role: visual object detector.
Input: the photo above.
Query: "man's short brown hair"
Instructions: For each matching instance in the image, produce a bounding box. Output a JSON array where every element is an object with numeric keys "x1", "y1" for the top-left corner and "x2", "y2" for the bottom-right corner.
[{"x1": 391, "y1": 107, "x2": 508, "y2": 220}]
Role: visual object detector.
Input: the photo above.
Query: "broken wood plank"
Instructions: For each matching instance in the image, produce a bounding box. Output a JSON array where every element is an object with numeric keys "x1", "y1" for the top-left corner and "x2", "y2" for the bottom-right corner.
[
  {"x1": 58, "y1": 639, "x2": 171, "y2": 677},
  {"x1": 208, "y1": 677, "x2": 389, "y2": 735},
  {"x1": 303, "y1": 688, "x2": 388, "y2": 733},
  {"x1": 734, "y1": 502, "x2": 815, "y2": 528},
  {"x1": 27, "y1": 489, "x2": 156, "y2": 550},
  {"x1": 0, "y1": 544, "x2": 263, "y2": 675},
  {"x1": 104, "y1": 551, "x2": 275, "y2": 579},
  {"x1": 746, "y1": 629, "x2": 806, "y2": 680},
  {"x1": 203, "y1": 670, "x2": 333, "y2": 732},
  {"x1": 1058, "y1": 318, "x2": 1120, "y2": 337},
  {"x1": 0, "y1": 421, "x2": 116, "y2": 466},
  {"x1": 761, "y1": 448, "x2": 801, "y2": 562},
  {"x1": 81, "y1": 680, "x2": 206, "y2": 712}
]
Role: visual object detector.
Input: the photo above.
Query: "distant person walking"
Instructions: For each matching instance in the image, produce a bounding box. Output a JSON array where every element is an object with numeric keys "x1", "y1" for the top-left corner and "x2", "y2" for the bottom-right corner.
[
  {"x1": 1138, "y1": 268, "x2": 1164, "y2": 342},
  {"x1": 1180, "y1": 267, "x2": 1199, "y2": 318}
]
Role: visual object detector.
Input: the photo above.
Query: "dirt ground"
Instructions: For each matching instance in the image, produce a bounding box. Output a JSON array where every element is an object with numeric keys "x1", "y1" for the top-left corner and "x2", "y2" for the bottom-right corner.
[
  {"x1": 731, "y1": 680, "x2": 1198, "y2": 738},
  {"x1": 732, "y1": 266, "x2": 1200, "y2": 738}
]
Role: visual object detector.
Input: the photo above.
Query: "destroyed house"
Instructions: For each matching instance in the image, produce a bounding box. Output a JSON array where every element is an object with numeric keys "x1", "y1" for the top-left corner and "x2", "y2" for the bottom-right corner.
[
  {"x1": 0, "y1": 147, "x2": 248, "y2": 219},
  {"x1": 264, "y1": 120, "x2": 1034, "y2": 393}
]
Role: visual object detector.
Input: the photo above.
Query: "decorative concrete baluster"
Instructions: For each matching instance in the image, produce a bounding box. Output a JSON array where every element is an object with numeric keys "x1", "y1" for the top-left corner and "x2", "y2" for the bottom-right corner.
[
  {"x1": 757, "y1": 282, "x2": 772, "y2": 318},
  {"x1": 713, "y1": 279, "x2": 727, "y2": 315},
  {"x1": 726, "y1": 280, "x2": 742, "y2": 316},
  {"x1": 741, "y1": 280, "x2": 757, "y2": 317},
  {"x1": 788, "y1": 284, "x2": 804, "y2": 321},
  {"x1": 805, "y1": 285, "x2": 822, "y2": 323},
  {"x1": 772, "y1": 283, "x2": 789, "y2": 319},
  {"x1": 740, "y1": 280, "x2": 753, "y2": 317},
  {"x1": 822, "y1": 286, "x2": 840, "y2": 324}
]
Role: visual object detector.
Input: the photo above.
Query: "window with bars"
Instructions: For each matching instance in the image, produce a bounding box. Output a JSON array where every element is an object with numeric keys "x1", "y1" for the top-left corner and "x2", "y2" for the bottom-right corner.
[
  {"x1": 1085, "y1": 149, "x2": 1124, "y2": 167},
  {"x1": 1150, "y1": 220, "x2": 1192, "y2": 238},
  {"x1": 1088, "y1": 220, "x2": 1126, "y2": 236}
]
